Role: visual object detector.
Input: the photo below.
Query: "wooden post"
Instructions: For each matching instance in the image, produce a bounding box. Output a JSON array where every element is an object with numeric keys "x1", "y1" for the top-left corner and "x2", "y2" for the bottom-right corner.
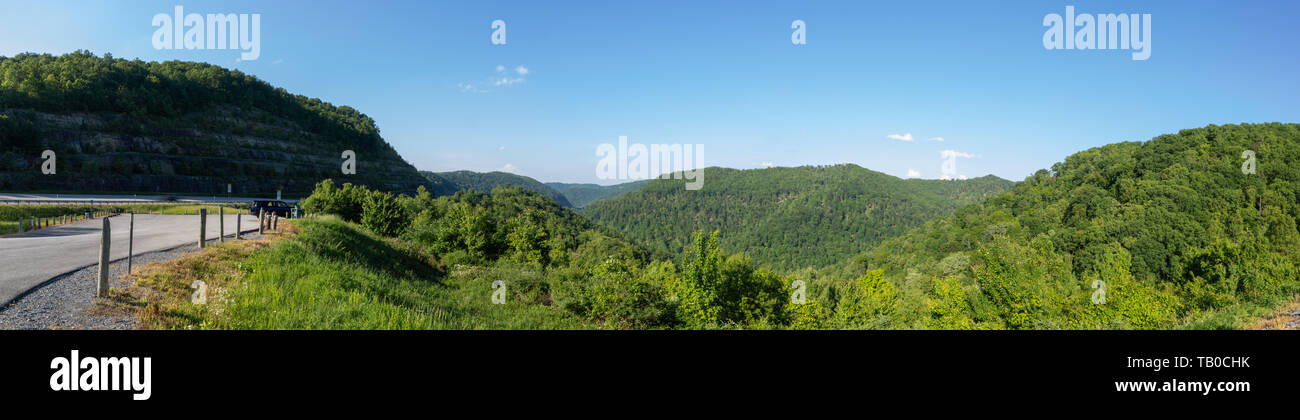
[
  {"x1": 128, "y1": 213, "x2": 135, "y2": 274},
  {"x1": 199, "y1": 208, "x2": 207, "y2": 248},
  {"x1": 97, "y1": 217, "x2": 110, "y2": 297},
  {"x1": 17, "y1": 217, "x2": 22, "y2": 234},
  {"x1": 258, "y1": 210, "x2": 264, "y2": 235},
  {"x1": 219, "y1": 207, "x2": 225, "y2": 243},
  {"x1": 235, "y1": 210, "x2": 242, "y2": 239}
]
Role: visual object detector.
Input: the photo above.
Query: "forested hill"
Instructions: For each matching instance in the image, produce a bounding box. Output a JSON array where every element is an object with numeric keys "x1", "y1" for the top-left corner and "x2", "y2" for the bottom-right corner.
[
  {"x1": 547, "y1": 180, "x2": 650, "y2": 208},
  {"x1": 840, "y1": 123, "x2": 1300, "y2": 329},
  {"x1": 422, "y1": 170, "x2": 574, "y2": 208},
  {"x1": 581, "y1": 164, "x2": 1014, "y2": 271},
  {"x1": 0, "y1": 51, "x2": 426, "y2": 195}
]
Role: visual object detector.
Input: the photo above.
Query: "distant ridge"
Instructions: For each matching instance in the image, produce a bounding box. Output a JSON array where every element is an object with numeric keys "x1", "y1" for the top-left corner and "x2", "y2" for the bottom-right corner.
[
  {"x1": 421, "y1": 170, "x2": 574, "y2": 208},
  {"x1": 546, "y1": 180, "x2": 650, "y2": 208},
  {"x1": 582, "y1": 164, "x2": 1015, "y2": 270}
]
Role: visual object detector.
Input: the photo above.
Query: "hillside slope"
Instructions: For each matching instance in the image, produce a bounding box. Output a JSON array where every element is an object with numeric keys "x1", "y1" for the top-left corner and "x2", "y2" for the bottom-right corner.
[
  {"x1": 422, "y1": 170, "x2": 573, "y2": 207},
  {"x1": 843, "y1": 123, "x2": 1300, "y2": 329},
  {"x1": 0, "y1": 51, "x2": 426, "y2": 195},
  {"x1": 582, "y1": 164, "x2": 1014, "y2": 271},
  {"x1": 547, "y1": 180, "x2": 650, "y2": 208}
]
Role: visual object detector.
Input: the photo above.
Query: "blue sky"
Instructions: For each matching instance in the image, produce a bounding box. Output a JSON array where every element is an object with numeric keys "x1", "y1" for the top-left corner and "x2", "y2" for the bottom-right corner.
[{"x1": 1, "y1": 0, "x2": 1297, "y2": 184}]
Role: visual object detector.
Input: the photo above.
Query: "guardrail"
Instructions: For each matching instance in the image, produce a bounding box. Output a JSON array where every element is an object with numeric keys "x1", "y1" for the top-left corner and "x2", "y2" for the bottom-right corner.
[{"x1": 0, "y1": 200, "x2": 254, "y2": 205}]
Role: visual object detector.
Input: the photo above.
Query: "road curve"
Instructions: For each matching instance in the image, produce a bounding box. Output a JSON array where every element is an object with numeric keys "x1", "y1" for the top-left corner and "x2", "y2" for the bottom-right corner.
[{"x1": 0, "y1": 213, "x2": 260, "y2": 306}]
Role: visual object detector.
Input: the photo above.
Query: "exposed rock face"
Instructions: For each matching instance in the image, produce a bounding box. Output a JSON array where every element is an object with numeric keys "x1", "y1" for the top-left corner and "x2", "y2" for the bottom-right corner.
[{"x1": 0, "y1": 108, "x2": 427, "y2": 196}]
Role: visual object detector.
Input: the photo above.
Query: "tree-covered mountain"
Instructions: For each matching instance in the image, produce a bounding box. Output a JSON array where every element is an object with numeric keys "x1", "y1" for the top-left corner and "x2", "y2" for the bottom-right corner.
[
  {"x1": 827, "y1": 123, "x2": 1300, "y2": 329},
  {"x1": 0, "y1": 51, "x2": 426, "y2": 195},
  {"x1": 581, "y1": 164, "x2": 1014, "y2": 271},
  {"x1": 422, "y1": 170, "x2": 573, "y2": 208},
  {"x1": 260, "y1": 124, "x2": 1300, "y2": 330},
  {"x1": 547, "y1": 180, "x2": 651, "y2": 208}
]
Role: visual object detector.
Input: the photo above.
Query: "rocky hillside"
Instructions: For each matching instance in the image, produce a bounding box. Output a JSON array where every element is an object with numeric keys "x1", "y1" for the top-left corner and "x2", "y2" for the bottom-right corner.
[{"x1": 0, "y1": 51, "x2": 426, "y2": 196}]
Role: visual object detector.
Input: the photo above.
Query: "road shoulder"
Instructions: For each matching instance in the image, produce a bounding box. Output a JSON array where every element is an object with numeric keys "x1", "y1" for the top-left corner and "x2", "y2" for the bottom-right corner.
[{"x1": 0, "y1": 233, "x2": 269, "y2": 330}]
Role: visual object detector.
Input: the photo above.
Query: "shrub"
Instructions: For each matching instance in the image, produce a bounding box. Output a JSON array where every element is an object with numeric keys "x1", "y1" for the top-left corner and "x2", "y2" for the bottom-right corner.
[
  {"x1": 361, "y1": 190, "x2": 410, "y2": 237},
  {"x1": 301, "y1": 179, "x2": 368, "y2": 223}
]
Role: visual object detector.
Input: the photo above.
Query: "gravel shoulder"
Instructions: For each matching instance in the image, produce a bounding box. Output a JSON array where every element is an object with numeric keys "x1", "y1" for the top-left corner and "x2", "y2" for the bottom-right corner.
[
  {"x1": 1254, "y1": 301, "x2": 1300, "y2": 330},
  {"x1": 0, "y1": 234, "x2": 262, "y2": 330}
]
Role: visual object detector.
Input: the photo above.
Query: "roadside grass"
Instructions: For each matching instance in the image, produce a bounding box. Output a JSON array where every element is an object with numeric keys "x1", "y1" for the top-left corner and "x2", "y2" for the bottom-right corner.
[
  {"x1": 0, "y1": 203, "x2": 252, "y2": 235},
  {"x1": 1248, "y1": 299, "x2": 1300, "y2": 330},
  {"x1": 109, "y1": 216, "x2": 585, "y2": 329}
]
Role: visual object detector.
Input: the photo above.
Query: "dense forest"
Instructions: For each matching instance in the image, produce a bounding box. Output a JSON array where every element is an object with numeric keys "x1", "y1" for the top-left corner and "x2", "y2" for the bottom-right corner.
[
  {"x1": 0, "y1": 51, "x2": 426, "y2": 194},
  {"x1": 293, "y1": 123, "x2": 1299, "y2": 330},
  {"x1": 547, "y1": 180, "x2": 650, "y2": 208},
  {"x1": 825, "y1": 123, "x2": 1300, "y2": 329},
  {"x1": 422, "y1": 170, "x2": 574, "y2": 208},
  {"x1": 581, "y1": 165, "x2": 1013, "y2": 271}
]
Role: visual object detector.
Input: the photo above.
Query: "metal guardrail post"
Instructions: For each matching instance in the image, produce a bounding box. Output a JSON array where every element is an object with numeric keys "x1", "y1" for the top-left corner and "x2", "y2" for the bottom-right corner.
[
  {"x1": 128, "y1": 213, "x2": 135, "y2": 274},
  {"x1": 97, "y1": 217, "x2": 110, "y2": 297},
  {"x1": 199, "y1": 208, "x2": 207, "y2": 248}
]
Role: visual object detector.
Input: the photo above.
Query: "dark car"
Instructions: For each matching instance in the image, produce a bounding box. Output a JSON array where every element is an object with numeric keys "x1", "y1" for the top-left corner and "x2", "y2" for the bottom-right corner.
[{"x1": 250, "y1": 200, "x2": 295, "y2": 218}]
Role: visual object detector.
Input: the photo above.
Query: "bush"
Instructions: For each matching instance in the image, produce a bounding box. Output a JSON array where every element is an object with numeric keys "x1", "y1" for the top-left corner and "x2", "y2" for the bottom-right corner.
[
  {"x1": 829, "y1": 270, "x2": 899, "y2": 329},
  {"x1": 361, "y1": 190, "x2": 411, "y2": 237},
  {"x1": 301, "y1": 179, "x2": 368, "y2": 223},
  {"x1": 554, "y1": 258, "x2": 676, "y2": 329}
]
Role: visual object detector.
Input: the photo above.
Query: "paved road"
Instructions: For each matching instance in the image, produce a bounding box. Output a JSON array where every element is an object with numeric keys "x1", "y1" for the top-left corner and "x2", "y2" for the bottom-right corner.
[
  {"x1": 0, "y1": 193, "x2": 297, "y2": 204},
  {"x1": 0, "y1": 213, "x2": 260, "y2": 306}
]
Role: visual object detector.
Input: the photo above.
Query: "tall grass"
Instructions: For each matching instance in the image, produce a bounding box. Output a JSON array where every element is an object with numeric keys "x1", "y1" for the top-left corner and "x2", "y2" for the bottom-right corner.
[{"x1": 120, "y1": 217, "x2": 585, "y2": 329}]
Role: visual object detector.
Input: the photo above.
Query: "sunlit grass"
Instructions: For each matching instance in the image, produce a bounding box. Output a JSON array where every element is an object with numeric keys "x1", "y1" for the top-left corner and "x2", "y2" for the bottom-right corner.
[{"x1": 113, "y1": 216, "x2": 585, "y2": 330}]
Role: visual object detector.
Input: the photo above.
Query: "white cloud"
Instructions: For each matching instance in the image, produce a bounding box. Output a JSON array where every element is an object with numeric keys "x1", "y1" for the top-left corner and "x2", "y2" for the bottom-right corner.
[
  {"x1": 272, "y1": 58, "x2": 284, "y2": 65},
  {"x1": 761, "y1": 162, "x2": 774, "y2": 168},
  {"x1": 467, "y1": 65, "x2": 528, "y2": 91},
  {"x1": 930, "y1": 137, "x2": 944, "y2": 142},
  {"x1": 494, "y1": 77, "x2": 525, "y2": 87},
  {"x1": 498, "y1": 146, "x2": 506, "y2": 151},
  {"x1": 887, "y1": 133, "x2": 914, "y2": 141},
  {"x1": 940, "y1": 149, "x2": 975, "y2": 159},
  {"x1": 501, "y1": 163, "x2": 518, "y2": 173},
  {"x1": 906, "y1": 168, "x2": 920, "y2": 178}
]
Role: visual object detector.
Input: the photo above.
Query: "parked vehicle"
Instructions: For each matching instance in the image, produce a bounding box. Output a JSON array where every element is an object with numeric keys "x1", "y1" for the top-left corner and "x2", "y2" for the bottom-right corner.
[{"x1": 250, "y1": 200, "x2": 295, "y2": 217}]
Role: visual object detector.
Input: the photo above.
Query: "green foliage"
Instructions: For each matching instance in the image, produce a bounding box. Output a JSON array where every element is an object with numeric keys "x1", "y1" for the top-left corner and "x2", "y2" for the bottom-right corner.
[
  {"x1": 301, "y1": 179, "x2": 368, "y2": 223},
  {"x1": 136, "y1": 122, "x2": 1300, "y2": 330},
  {"x1": 583, "y1": 164, "x2": 1013, "y2": 270},
  {"x1": 361, "y1": 190, "x2": 411, "y2": 237},
  {"x1": 926, "y1": 276, "x2": 980, "y2": 330},
  {"x1": 852, "y1": 123, "x2": 1300, "y2": 329},
  {"x1": 196, "y1": 217, "x2": 584, "y2": 329},
  {"x1": 423, "y1": 170, "x2": 574, "y2": 208},
  {"x1": 670, "y1": 231, "x2": 725, "y2": 327},
  {"x1": 505, "y1": 209, "x2": 549, "y2": 264},
  {"x1": 0, "y1": 111, "x2": 40, "y2": 153},
  {"x1": 666, "y1": 231, "x2": 791, "y2": 328},
  {"x1": 829, "y1": 270, "x2": 899, "y2": 329},
  {"x1": 553, "y1": 258, "x2": 677, "y2": 329},
  {"x1": 546, "y1": 180, "x2": 650, "y2": 208},
  {"x1": 0, "y1": 51, "x2": 426, "y2": 194}
]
